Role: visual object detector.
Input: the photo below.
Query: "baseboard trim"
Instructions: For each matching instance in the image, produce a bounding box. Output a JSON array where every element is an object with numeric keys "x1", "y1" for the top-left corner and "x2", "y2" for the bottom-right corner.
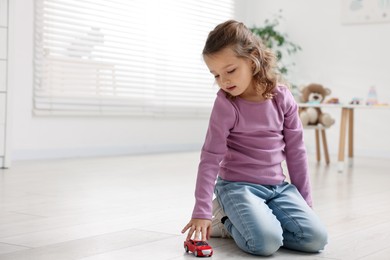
[{"x1": 12, "y1": 143, "x2": 202, "y2": 161}]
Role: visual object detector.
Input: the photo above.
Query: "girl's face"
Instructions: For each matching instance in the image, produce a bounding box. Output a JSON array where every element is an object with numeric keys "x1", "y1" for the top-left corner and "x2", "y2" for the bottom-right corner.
[{"x1": 204, "y1": 47, "x2": 258, "y2": 100}]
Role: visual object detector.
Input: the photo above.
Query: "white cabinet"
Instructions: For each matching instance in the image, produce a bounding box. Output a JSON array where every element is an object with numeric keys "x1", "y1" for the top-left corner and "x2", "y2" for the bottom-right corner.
[
  {"x1": 0, "y1": 0, "x2": 6, "y2": 26},
  {"x1": 0, "y1": 60, "x2": 6, "y2": 91},
  {"x1": 0, "y1": 28, "x2": 6, "y2": 58},
  {"x1": 0, "y1": 0, "x2": 9, "y2": 168}
]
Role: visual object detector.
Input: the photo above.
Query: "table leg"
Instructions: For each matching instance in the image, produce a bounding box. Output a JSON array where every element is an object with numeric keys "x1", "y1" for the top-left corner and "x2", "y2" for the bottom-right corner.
[
  {"x1": 315, "y1": 129, "x2": 320, "y2": 162},
  {"x1": 338, "y1": 108, "x2": 349, "y2": 171},
  {"x1": 348, "y1": 109, "x2": 354, "y2": 158},
  {"x1": 321, "y1": 129, "x2": 330, "y2": 165}
]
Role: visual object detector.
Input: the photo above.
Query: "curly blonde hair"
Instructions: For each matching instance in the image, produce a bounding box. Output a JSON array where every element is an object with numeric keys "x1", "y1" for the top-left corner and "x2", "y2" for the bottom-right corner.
[{"x1": 202, "y1": 20, "x2": 279, "y2": 99}]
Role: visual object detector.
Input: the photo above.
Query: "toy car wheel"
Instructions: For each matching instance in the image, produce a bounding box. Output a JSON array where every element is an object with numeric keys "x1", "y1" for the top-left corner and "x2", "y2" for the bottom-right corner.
[
  {"x1": 194, "y1": 251, "x2": 198, "y2": 257},
  {"x1": 185, "y1": 245, "x2": 189, "y2": 253}
]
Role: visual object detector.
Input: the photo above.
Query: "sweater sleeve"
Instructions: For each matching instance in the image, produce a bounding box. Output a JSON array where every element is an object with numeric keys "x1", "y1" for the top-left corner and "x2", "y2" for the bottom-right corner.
[
  {"x1": 191, "y1": 90, "x2": 237, "y2": 219},
  {"x1": 279, "y1": 87, "x2": 313, "y2": 207}
]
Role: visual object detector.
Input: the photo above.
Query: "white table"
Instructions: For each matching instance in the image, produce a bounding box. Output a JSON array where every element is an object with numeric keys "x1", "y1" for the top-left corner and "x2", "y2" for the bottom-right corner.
[{"x1": 299, "y1": 103, "x2": 390, "y2": 171}]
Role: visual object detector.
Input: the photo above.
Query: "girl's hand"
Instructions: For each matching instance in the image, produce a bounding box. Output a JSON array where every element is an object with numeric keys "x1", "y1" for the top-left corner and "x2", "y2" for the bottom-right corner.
[{"x1": 181, "y1": 218, "x2": 212, "y2": 241}]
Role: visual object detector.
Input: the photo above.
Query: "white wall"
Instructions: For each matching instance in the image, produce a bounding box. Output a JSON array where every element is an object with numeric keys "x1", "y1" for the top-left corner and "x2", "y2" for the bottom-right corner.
[
  {"x1": 8, "y1": 0, "x2": 390, "y2": 161},
  {"x1": 236, "y1": 0, "x2": 390, "y2": 158},
  {"x1": 8, "y1": 0, "x2": 209, "y2": 160}
]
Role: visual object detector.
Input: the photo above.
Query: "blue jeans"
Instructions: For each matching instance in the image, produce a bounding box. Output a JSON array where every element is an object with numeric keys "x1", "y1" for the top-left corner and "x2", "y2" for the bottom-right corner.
[{"x1": 215, "y1": 177, "x2": 328, "y2": 256}]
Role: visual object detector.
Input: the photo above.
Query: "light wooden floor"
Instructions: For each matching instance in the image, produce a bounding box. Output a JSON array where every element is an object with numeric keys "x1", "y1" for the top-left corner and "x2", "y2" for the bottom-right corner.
[{"x1": 0, "y1": 152, "x2": 389, "y2": 260}]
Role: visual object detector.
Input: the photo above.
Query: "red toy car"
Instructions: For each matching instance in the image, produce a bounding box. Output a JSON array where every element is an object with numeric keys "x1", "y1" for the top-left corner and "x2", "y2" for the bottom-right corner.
[{"x1": 184, "y1": 239, "x2": 213, "y2": 257}]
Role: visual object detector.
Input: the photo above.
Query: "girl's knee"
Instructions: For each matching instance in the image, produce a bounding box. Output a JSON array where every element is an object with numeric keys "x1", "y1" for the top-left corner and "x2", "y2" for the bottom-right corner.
[
  {"x1": 301, "y1": 225, "x2": 328, "y2": 252},
  {"x1": 245, "y1": 230, "x2": 283, "y2": 256},
  {"x1": 310, "y1": 227, "x2": 328, "y2": 252}
]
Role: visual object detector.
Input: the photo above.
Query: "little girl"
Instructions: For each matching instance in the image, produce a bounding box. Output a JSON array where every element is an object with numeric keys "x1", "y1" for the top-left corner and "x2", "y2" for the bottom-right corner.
[{"x1": 181, "y1": 20, "x2": 328, "y2": 256}]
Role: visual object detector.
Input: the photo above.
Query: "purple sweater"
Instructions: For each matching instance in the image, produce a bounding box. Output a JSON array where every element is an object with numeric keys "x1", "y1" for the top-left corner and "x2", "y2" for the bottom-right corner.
[{"x1": 192, "y1": 85, "x2": 312, "y2": 220}]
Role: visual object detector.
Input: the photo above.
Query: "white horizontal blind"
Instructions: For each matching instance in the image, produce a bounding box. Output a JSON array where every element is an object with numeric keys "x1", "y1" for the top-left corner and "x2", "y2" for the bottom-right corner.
[{"x1": 33, "y1": 0, "x2": 234, "y2": 117}]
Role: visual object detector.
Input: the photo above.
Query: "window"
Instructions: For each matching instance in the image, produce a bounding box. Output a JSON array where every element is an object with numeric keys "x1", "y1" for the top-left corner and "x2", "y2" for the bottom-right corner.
[{"x1": 33, "y1": 0, "x2": 234, "y2": 117}]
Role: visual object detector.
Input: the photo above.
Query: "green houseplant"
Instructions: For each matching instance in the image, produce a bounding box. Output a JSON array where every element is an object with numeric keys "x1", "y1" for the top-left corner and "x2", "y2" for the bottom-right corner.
[{"x1": 250, "y1": 11, "x2": 301, "y2": 86}]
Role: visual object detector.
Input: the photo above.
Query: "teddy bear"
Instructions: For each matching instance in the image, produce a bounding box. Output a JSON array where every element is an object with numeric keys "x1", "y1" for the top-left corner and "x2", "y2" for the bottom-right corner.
[{"x1": 299, "y1": 83, "x2": 335, "y2": 127}]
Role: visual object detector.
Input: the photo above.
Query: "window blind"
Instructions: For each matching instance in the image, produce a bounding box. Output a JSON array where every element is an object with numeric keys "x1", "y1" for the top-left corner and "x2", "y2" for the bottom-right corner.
[{"x1": 33, "y1": 0, "x2": 234, "y2": 117}]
